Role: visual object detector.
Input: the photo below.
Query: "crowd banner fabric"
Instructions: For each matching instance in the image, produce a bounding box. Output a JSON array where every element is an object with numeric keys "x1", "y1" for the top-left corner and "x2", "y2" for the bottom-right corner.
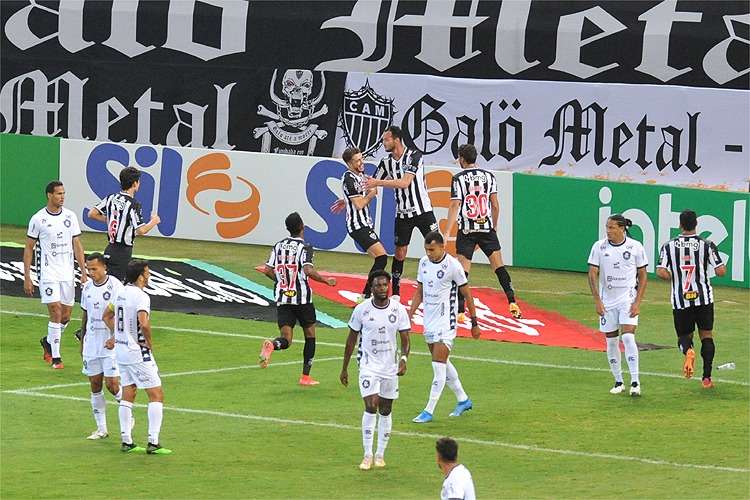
[
  {"x1": 58, "y1": 139, "x2": 513, "y2": 264},
  {"x1": 334, "y1": 73, "x2": 750, "y2": 191}
]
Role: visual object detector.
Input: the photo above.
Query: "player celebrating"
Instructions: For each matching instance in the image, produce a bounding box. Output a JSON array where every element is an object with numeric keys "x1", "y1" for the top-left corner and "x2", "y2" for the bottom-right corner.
[
  {"x1": 444, "y1": 144, "x2": 521, "y2": 320},
  {"x1": 436, "y1": 437, "x2": 476, "y2": 500},
  {"x1": 340, "y1": 270, "x2": 410, "y2": 470},
  {"x1": 88, "y1": 166, "x2": 160, "y2": 281},
  {"x1": 409, "y1": 232, "x2": 480, "y2": 423},
  {"x1": 24, "y1": 181, "x2": 88, "y2": 369},
  {"x1": 80, "y1": 253, "x2": 124, "y2": 439},
  {"x1": 364, "y1": 126, "x2": 438, "y2": 297},
  {"x1": 258, "y1": 212, "x2": 337, "y2": 385},
  {"x1": 341, "y1": 146, "x2": 388, "y2": 300},
  {"x1": 103, "y1": 259, "x2": 171, "y2": 454},
  {"x1": 656, "y1": 210, "x2": 726, "y2": 388},
  {"x1": 588, "y1": 214, "x2": 648, "y2": 396}
]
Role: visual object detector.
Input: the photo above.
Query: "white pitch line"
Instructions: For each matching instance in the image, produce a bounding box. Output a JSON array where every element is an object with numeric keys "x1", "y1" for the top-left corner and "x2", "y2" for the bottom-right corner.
[
  {"x1": 9, "y1": 357, "x2": 344, "y2": 393},
  {"x1": 2, "y1": 309, "x2": 748, "y2": 387},
  {"x1": 3, "y1": 389, "x2": 748, "y2": 475}
]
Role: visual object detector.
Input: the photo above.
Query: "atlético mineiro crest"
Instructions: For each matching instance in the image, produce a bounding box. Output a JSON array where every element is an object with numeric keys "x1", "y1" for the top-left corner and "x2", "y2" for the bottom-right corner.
[{"x1": 340, "y1": 80, "x2": 395, "y2": 158}]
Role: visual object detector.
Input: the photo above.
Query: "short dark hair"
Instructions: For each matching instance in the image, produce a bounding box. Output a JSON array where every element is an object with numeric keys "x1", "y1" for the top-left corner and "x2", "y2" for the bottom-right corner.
[
  {"x1": 285, "y1": 212, "x2": 304, "y2": 236},
  {"x1": 680, "y1": 210, "x2": 698, "y2": 231},
  {"x1": 457, "y1": 144, "x2": 478, "y2": 164},
  {"x1": 436, "y1": 437, "x2": 458, "y2": 462},
  {"x1": 85, "y1": 252, "x2": 107, "y2": 266},
  {"x1": 384, "y1": 125, "x2": 403, "y2": 142},
  {"x1": 424, "y1": 231, "x2": 444, "y2": 245},
  {"x1": 368, "y1": 269, "x2": 391, "y2": 285},
  {"x1": 608, "y1": 214, "x2": 633, "y2": 234},
  {"x1": 342, "y1": 146, "x2": 361, "y2": 165},
  {"x1": 45, "y1": 181, "x2": 63, "y2": 195},
  {"x1": 120, "y1": 167, "x2": 142, "y2": 190},
  {"x1": 125, "y1": 259, "x2": 149, "y2": 285}
]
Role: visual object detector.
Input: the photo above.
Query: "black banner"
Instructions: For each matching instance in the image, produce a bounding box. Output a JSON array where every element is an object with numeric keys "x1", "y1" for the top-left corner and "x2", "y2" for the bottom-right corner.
[
  {"x1": 0, "y1": 246, "x2": 277, "y2": 321},
  {"x1": 1, "y1": 1, "x2": 747, "y2": 150}
]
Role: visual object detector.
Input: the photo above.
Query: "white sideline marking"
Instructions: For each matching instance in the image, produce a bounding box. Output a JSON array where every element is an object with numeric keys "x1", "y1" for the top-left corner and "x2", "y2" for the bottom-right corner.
[
  {"x1": 2, "y1": 309, "x2": 748, "y2": 387},
  {"x1": 10, "y1": 357, "x2": 344, "y2": 393},
  {"x1": 3, "y1": 389, "x2": 748, "y2": 474}
]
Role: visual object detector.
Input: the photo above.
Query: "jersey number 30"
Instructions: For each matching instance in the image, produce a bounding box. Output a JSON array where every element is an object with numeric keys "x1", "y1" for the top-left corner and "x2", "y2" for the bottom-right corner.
[{"x1": 465, "y1": 193, "x2": 489, "y2": 219}]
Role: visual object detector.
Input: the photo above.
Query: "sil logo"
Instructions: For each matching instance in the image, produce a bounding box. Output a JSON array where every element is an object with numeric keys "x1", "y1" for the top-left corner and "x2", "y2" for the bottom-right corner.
[{"x1": 187, "y1": 153, "x2": 261, "y2": 239}]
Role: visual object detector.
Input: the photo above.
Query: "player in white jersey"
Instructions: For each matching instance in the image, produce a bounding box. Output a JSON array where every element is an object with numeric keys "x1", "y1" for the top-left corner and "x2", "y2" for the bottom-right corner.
[
  {"x1": 23, "y1": 181, "x2": 88, "y2": 369},
  {"x1": 341, "y1": 270, "x2": 410, "y2": 470},
  {"x1": 103, "y1": 260, "x2": 171, "y2": 455},
  {"x1": 79, "y1": 253, "x2": 124, "y2": 439},
  {"x1": 588, "y1": 214, "x2": 648, "y2": 396},
  {"x1": 409, "y1": 232, "x2": 481, "y2": 423},
  {"x1": 436, "y1": 437, "x2": 476, "y2": 500}
]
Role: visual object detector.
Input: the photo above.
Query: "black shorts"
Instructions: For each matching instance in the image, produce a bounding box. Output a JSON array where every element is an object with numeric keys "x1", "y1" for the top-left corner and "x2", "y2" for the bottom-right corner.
[
  {"x1": 673, "y1": 303, "x2": 714, "y2": 336},
  {"x1": 455, "y1": 231, "x2": 501, "y2": 260},
  {"x1": 104, "y1": 243, "x2": 133, "y2": 282},
  {"x1": 277, "y1": 303, "x2": 317, "y2": 328},
  {"x1": 394, "y1": 211, "x2": 438, "y2": 247},
  {"x1": 349, "y1": 226, "x2": 381, "y2": 252}
]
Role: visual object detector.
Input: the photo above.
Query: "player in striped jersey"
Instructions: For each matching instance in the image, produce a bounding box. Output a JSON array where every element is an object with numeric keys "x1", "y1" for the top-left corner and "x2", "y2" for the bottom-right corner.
[
  {"x1": 258, "y1": 212, "x2": 337, "y2": 385},
  {"x1": 341, "y1": 147, "x2": 388, "y2": 300},
  {"x1": 364, "y1": 126, "x2": 439, "y2": 297},
  {"x1": 444, "y1": 144, "x2": 521, "y2": 321},
  {"x1": 80, "y1": 253, "x2": 124, "y2": 439},
  {"x1": 24, "y1": 181, "x2": 88, "y2": 369},
  {"x1": 409, "y1": 232, "x2": 480, "y2": 423},
  {"x1": 656, "y1": 210, "x2": 726, "y2": 388},
  {"x1": 89, "y1": 167, "x2": 160, "y2": 281},
  {"x1": 588, "y1": 215, "x2": 648, "y2": 396}
]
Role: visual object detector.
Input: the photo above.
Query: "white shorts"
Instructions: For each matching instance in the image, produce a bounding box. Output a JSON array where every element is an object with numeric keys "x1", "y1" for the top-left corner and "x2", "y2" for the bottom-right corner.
[
  {"x1": 82, "y1": 356, "x2": 120, "y2": 377},
  {"x1": 120, "y1": 361, "x2": 161, "y2": 389},
  {"x1": 423, "y1": 330, "x2": 455, "y2": 350},
  {"x1": 599, "y1": 303, "x2": 639, "y2": 333},
  {"x1": 359, "y1": 372, "x2": 399, "y2": 400},
  {"x1": 40, "y1": 281, "x2": 75, "y2": 306}
]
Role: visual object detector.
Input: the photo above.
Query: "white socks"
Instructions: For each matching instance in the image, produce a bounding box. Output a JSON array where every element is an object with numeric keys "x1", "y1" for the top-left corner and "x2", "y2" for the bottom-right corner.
[
  {"x1": 605, "y1": 336, "x2": 623, "y2": 383},
  {"x1": 445, "y1": 360, "x2": 469, "y2": 402},
  {"x1": 147, "y1": 402, "x2": 164, "y2": 445},
  {"x1": 119, "y1": 401, "x2": 133, "y2": 444},
  {"x1": 47, "y1": 322, "x2": 61, "y2": 358},
  {"x1": 375, "y1": 413, "x2": 392, "y2": 458},
  {"x1": 91, "y1": 391, "x2": 107, "y2": 432},
  {"x1": 621, "y1": 333, "x2": 640, "y2": 384},
  {"x1": 361, "y1": 411, "x2": 376, "y2": 456},
  {"x1": 425, "y1": 362, "x2": 447, "y2": 414}
]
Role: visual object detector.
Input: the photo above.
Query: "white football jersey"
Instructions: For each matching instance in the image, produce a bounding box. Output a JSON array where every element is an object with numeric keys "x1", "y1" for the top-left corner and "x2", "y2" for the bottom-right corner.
[
  {"x1": 349, "y1": 297, "x2": 410, "y2": 377},
  {"x1": 588, "y1": 237, "x2": 648, "y2": 309},
  {"x1": 113, "y1": 285, "x2": 154, "y2": 365},
  {"x1": 417, "y1": 253, "x2": 467, "y2": 335},
  {"x1": 81, "y1": 276, "x2": 123, "y2": 359},
  {"x1": 441, "y1": 464, "x2": 476, "y2": 500},
  {"x1": 27, "y1": 207, "x2": 81, "y2": 282}
]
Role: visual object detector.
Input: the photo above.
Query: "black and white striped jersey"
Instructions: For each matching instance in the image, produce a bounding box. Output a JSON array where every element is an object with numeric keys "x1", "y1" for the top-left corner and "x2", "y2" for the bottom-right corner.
[
  {"x1": 94, "y1": 192, "x2": 145, "y2": 246},
  {"x1": 342, "y1": 170, "x2": 373, "y2": 232},
  {"x1": 266, "y1": 237, "x2": 315, "y2": 305},
  {"x1": 451, "y1": 168, "x2": 497, "y2": 233},
  {"x1": 374, "y1": 148, "x2": 432, "y2": 219},
  {"x1": 658, "y1": 235, "x2": 724, "y2": 309}
]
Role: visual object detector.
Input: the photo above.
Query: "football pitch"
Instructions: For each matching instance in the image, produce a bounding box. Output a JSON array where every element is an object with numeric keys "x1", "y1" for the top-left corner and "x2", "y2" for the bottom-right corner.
[{"x1": 1, "y1": 225, "x2": 748, "y2": 499}]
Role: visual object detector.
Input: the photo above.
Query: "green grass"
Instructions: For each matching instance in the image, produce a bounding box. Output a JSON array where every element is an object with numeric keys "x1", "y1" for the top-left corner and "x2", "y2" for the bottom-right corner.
[{"x1": 1, "y1": 224, "x2": 748, "y2": 499}]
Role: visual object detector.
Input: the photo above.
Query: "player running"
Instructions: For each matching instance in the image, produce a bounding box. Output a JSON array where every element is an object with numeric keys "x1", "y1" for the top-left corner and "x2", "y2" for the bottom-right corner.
[
  {"x1": 341, "y1": 270, "x2": 410, "y2": 470},
  {"x1": 409, "y1": 232, "x2": 480, "y2": 423},
  {"x1": 258, "y1": 212, "x2": 336, "y2": 385},
  {"x1": 588, "y1": 214, "x2": 648, "y2": 396}
]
